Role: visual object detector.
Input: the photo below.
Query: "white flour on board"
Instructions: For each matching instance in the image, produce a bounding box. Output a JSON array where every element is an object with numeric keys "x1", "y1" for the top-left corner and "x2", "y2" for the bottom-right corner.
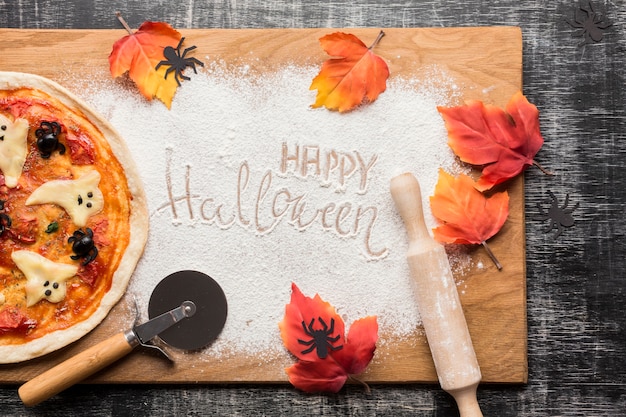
[{"x1": 75, "y1": 64, "x2": 466, "y2": 359}]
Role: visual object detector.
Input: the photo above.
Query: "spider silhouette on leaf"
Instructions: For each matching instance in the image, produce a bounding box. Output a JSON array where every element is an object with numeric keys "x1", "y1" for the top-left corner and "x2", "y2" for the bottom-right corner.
[
  {"x1": 155, "y1": 37, "x2": 204, "y2": 86},
  {"x1": 298, "y1": 317, "x2": 343, "y2": 359},
  {"x1": 566, "y1": 1, "x2": 612, "y2": 46},
  {"x1": 537, "y1": 191, "x2": 579, "y2": 239}
]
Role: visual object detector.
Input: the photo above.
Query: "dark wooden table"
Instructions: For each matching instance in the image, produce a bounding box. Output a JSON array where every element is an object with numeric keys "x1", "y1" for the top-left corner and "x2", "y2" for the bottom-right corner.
[{"x1": 1, "y1": 1, "x2": 624, "y2": 415}]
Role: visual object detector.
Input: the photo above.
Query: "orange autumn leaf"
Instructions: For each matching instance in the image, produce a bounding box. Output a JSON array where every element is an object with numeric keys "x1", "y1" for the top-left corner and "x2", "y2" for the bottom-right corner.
[
  {"x1": 437, "y1": 92, "x2": 548, "y2": 191},
  {"x1": 109, "y1": 18, "x2": 181, "y2": 108},
  {"x1": 430, "y1": 169, "x2": 509, "y2": 269},
  {"x1": 279, "y1": 283, "x2": 378, "y2": 393},
  {"x1": 310, "y1": 31, "x2": 389, "y2": 113}
]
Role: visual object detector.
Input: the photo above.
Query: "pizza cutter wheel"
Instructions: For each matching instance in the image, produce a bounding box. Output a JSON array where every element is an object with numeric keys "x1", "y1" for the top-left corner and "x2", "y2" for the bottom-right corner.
[{"x1": 18, "y1": 270, "x2": 228, "y2": 407}]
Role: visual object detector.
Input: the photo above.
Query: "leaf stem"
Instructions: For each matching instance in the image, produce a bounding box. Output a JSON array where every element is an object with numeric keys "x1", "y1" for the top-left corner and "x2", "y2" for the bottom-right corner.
[
  {"x1": 533, "y1": 160, "x2": 554, "y2": 176},
  {"x1": 368, "y1": 30, "x2": 385, "y2": 50},
  {"x1": 348, "y1": 375, "x2": 372, "y2": 394},
  {"x1": 115, "y1": 11, "x2": 134, "y2": 35},
  {"x1": 481, "y1": 241, "x2": 502, "y2": 270}
]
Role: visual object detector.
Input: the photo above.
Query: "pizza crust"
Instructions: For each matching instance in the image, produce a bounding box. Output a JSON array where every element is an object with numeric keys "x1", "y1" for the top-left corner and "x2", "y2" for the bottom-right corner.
[{"x1": 0, "y1": 71, "x2": 148, "y2": 363}]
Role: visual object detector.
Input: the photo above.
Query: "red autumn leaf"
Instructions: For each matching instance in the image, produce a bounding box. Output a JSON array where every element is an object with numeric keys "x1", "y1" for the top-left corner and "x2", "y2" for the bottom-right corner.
[
  {"x1": 437, "y1": 92, "x2": 548, "y2": 191},
  {"x1": 109, "y1": 16, "x2": 181, "y2": 108},
  {"x1": 310, "y1": 31, "x2": 389, "y2": 113},
  {"x1": 332, "y1": 316, "x2": 379, "y2": 376},
  {"x1": 285, "y1": 358, "x2": 348, "y2": 394},
  {"x1": 430, "y1": 169, "x2": 509, "y2": 269},
  {"x1": 279, "y1": 283, "x2": 378, "y2": 393}
]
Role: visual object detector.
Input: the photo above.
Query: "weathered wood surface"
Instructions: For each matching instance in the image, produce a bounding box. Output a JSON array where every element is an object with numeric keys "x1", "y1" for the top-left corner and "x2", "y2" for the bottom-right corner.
[{"x1": 1, "y1": 0, "x2": 625, "y2": 416}]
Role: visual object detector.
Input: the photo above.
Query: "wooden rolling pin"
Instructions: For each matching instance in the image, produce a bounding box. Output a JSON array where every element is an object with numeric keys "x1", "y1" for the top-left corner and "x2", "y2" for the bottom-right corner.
[{"x1": 391, "y1": 173, "x2": 483, "y2": 417}]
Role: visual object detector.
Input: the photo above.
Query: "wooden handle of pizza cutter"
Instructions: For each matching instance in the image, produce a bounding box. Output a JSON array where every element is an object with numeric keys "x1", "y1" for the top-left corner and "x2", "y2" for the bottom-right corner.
[
  {"x1": 390, "y1": 173, "x2": 483, "y2": 417},
  {"x1": 18, "y1": 332, "x2": 134, "y2": 407}
]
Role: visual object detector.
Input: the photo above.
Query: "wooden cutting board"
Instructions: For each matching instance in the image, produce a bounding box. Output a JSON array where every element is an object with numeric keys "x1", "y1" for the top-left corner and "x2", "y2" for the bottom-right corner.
[{"x1": 0, "y1": 27, "x2": 526, "y2": 384}]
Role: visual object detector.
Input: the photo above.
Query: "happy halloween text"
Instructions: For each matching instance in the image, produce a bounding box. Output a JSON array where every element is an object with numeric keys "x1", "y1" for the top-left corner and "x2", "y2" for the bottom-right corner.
[{"x1": 156, "y1": 143, "x2": 388, "y2": 260}]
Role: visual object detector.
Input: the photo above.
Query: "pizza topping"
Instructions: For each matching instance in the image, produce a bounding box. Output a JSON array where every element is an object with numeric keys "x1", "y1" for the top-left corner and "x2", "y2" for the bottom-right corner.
[
  {"x1": 12, "y1": 250, "x2": 79, "y2": 307},
  {"x1": 0, "y1": 308, "x2": 36, "y2": 334},
  {"x1": 68, "y1": 227, "x2": 99, "y2": 266},
  {"x1": 6, "y1": 210, "x2": 38, "y2": 244},
  {"x1": 77, "y1": 262, "x2": 99, "y2": 287},
  {"x1": 0, "y1": 292, "x2": 5, "y2": 306},
  {"x1": 45, "y1": 221, "x2": 59, "y2": 234},
  {"x1": 65, "y1": 131, "x2": 96, "y2": 165},
  {"x1": 35, "y1": 121, "x2": 66, "y2": 159},
  {"x1": 0, "y1": 215, "x2": 11, "y2": 235},
  {"x1": 0, "y1": 200, "x2": 10, "y2": 235},
  {"x1": 0, "y1": 113, "x2": 29, "y2": 188},
  {"x1": 25, "y1": 170, "x2": 104, "y2": 227}
]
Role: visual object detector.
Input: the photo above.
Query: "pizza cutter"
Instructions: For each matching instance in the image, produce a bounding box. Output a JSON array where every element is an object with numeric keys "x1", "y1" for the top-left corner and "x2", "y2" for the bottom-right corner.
[{"x1": 18, "y1": 270, "x2": 228, "y2": 407}]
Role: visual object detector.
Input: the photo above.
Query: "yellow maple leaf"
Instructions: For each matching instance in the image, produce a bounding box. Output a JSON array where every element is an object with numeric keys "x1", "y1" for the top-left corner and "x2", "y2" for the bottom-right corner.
[{"x1": 310, "y1": 31, "x2": 389, "y2": 113}]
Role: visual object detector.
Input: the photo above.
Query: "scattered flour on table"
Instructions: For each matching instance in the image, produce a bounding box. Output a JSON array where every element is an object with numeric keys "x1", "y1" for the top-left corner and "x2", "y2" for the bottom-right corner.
[{"x1": 75, "y1": 64, "x2": 468, "y2": 359}]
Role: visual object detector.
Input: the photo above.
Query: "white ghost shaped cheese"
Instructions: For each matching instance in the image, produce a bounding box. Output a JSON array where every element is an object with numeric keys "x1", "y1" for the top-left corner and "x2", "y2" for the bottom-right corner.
[
  {"x1": 12, "y1": 250, "x2": 79, "y2": 307},
  {"x1": 0, "y1": 113, "x2": 29, "y2": 188},
  {"x1": 26, "y1": 170, "x2": 104, "y2": 227}
]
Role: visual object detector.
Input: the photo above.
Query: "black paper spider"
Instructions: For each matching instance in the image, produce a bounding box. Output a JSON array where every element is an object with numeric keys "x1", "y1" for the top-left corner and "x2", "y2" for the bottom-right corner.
[
  {"x1": 155, "y1": 37, "x2": 204, "y2": 86},
  {"x1": 566, "y1": 1, "x2": 612, "y2": 46},
  {"x1": 298, "y1": 317, "x2": 343, "y2": 359},
  {"x1": 537, "y1": 191, "x2": 579, "y2": 239}
]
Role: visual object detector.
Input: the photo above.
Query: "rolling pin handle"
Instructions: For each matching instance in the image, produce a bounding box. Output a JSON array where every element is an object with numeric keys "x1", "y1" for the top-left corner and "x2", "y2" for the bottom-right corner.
[{"x1": 449, "y1": 383, "x2": 483, "y2": 417}]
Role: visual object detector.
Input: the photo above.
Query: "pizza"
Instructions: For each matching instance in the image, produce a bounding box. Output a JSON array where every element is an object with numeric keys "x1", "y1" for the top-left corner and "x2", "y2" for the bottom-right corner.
[{"x1": 0, "y1": 72, "x2": 148, "y2": 363}]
